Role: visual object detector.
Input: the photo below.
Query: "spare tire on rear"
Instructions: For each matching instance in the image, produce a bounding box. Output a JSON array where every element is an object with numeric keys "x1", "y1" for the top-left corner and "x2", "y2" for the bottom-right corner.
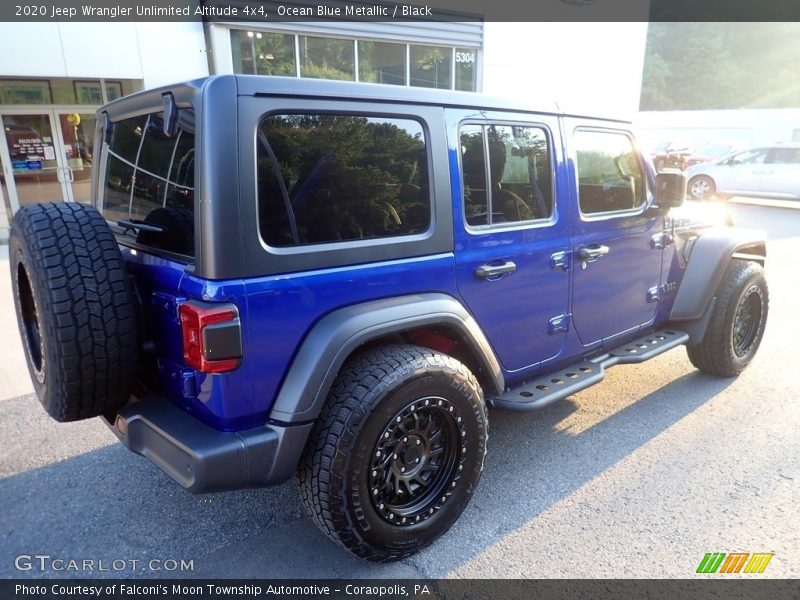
[{"x1": 9, "y1": 202, "x2": 138, "y2": 422}]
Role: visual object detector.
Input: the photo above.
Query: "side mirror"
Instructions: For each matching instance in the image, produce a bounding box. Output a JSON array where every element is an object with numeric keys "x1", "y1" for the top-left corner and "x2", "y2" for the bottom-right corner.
[{"x1": 655, "y1": 171, "x2": 686, "y2": 209}]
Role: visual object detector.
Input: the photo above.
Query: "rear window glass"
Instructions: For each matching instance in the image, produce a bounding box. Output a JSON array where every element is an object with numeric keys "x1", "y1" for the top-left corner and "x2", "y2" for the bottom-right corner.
[
  {"x1": 101, "y1": 109, "x2": 195, "y2": 257},
  {"x1": 257, "y1": 114, "x2": 430, "y2": 247}
]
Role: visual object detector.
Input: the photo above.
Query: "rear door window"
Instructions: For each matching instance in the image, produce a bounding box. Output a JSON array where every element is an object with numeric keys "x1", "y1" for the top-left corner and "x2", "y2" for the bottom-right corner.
[
  {"x1": 459, "y1": 123, "x2": 552, "y2": 227},
  {"x1": 100, "y1": 109, "x2": 195, "y2": 257}
]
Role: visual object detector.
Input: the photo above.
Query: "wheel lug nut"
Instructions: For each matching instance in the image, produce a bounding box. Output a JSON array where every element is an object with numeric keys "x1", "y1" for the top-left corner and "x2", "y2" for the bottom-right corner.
[
  {"x1": 375, "y1": 451, "x2": 381, "y2": 457},
  {"x1": 424, "y1": 400, "x2": 429, "y2": 406},
  {"x1": 372, "y1": 470, "x2": 377, "y2": 477},
  {"x1": 459, "y1": 465, "x2": 463, "y2": 471},
  {"x1": 403, "y1": 437, "x2": 408, "y2": 442},
  {"x1": 438, "y1": 400, "x2": 443, "y2": 406},
  {"x1": 384, "y1": 432, "x2": 389, "y2": 438},
  {"x1": 457, "y1": 416, "x2": 462, "y2": 422},
  {"x1": 393, "y1": 453, "x2": 399, "y2": 459},
  {"x1": 400, "y1": 467, "x2": 406, "y2": 473},
  {"x1": 373, "y1": 489, "x2": 378, "y2": 495},
  {"x1": 416, "y1": 515, "x2": 421, "y2": 522},
  {"x1": 389, "y1": 513, "x2": 394, "y2": 520},
  {"x1": 429, "y1": 508, "x2": 434, "y2": 514},
  {"x1": 396, "y1": 416, "x2": 401, "y2": 422},
  {"x1": 416, "y1": 440, "x2": 421, "y2": 446},
  {"x1": 451, "y1": 481, "x2": 456, "y2": 487},
  {"x1": 379, "y1": 503, "x2": 385, "y2": 509},
  {"x1": 441, "y1": 496, "x2": 446, "y2": 502},
  {"x1": 410, "y1": 405, "x2": 415, "y2": 411},
  {"x1": 449, "y1": 407, "x2": 453, "y2": 412},
  {"x1": 402, "y1": 517, "x2": 407, "y2": 523},
  {"x1": 461, "y1": 431, "x2": 466, "y2": 437},
  {"x1": 415, "y1": 458, "x2": 420, "y2": 463}
]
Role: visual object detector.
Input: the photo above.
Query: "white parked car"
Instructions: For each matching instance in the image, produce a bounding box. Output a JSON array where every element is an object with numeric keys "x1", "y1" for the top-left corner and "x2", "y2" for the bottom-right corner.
[{"x1": 685, "y1": 143, "x2": 800, "y2": 200}]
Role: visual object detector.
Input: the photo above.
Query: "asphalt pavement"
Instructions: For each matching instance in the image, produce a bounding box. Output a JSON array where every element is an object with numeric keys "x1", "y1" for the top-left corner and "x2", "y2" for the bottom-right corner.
[{"x1": 0, "y1": 201, "x2": 798, "y2": 579}]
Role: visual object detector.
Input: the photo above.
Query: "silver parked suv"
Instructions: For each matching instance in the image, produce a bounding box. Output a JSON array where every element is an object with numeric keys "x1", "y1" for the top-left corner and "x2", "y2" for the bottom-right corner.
[{"x1": 686, "y1": 142, "x2": 800, "y2": 201}]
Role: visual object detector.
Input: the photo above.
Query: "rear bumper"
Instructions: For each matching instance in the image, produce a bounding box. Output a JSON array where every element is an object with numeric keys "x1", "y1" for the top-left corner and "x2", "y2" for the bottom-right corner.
[{"x1": 106, "y1": 395, "x2": 312, "y2": 494}]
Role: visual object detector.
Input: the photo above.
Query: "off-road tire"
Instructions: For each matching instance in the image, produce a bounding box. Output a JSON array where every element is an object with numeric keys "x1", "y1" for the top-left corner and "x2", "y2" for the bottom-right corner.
[
  {"x1": 687, "y1": 260, "x2": 768, "y2": 377},
  {"x1": 10, "y1": 202, "x2": 138, "y2": 421},
  {"x1": 298, "y1": 344, "x2": 488, "y2": 562}
]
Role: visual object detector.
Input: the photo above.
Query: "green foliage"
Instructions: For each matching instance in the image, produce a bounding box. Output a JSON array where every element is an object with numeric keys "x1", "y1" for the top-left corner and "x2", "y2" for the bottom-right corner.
[
  {"x1": 640, "y1": 23, "x2": 800, "y2": 110},
  {"x1": 258, "y1": 116, "x2": 428, "y2": 245}
]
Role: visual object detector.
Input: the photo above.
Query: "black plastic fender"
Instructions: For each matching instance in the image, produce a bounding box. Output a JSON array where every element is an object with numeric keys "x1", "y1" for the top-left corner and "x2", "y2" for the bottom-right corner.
[
  {"x1": 670, "y1": 227, "x2": 766, "y2": 340},
  {"x1": 268, "y1": 293, "x2": 504, "y2": 423}
]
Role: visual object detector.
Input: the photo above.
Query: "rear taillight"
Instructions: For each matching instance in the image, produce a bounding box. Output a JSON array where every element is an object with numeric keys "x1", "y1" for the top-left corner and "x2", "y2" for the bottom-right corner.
[{"x1": 179, "y1": 301, "x2": 242, "y2": 373}]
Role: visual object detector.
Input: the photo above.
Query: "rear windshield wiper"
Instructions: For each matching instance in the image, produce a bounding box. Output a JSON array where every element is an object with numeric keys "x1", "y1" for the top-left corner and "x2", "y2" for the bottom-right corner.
[{"x1": 117, "y1": 219, "x2": 166, "y2": 235}]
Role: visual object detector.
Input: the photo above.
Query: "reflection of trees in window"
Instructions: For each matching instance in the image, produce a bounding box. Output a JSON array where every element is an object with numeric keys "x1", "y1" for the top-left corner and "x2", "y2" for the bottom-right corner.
[
  {"x1": 258, "y1": 115, "x2": 429, "y2": 246},
  {"x1": 576, "y1": 131, "x2": 645, "y2": 214},
  {"x1": 358, "y1": 41, "x2": 406, "y2": 85},
  {"x1": 299, "y1": 36, "x2": 355, "y2": 81},
  {"x1": 410, "y1": 45, "x2": 451, "y2": 89},
  {"x1": 455, "y1": 48, "x2": 477, "y2": 92},
  {"x1": 231, "y1": 30, "x2": 296, "y2": 76},
  {"x1": 461, "y1": 124, "x2": 551, "y2": 225}
]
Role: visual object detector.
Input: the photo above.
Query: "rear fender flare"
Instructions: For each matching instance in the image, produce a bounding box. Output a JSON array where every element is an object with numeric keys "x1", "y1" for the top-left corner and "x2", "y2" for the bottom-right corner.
[{"x1": 268, "y1": 293, "x2": 504, "y2": 423}]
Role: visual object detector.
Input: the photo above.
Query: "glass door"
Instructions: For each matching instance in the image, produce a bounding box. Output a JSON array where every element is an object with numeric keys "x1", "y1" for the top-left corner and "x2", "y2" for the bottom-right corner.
[
  {"x1": 55, "y1": 111, "x2": 97, "y2": 204},
  {"x1": 0, "y1": 111, "x2": 69, "y2": 211}
]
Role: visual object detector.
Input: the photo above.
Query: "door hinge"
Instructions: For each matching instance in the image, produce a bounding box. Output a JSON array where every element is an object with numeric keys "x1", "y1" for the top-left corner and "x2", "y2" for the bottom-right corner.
[
  {"x1": 647, "y1": 282, "x2": 678, "y2": 303},
  {"x1": 650, "y1": 232, "x2": 674, "y2": 250},
  {"x1": 550, "y1": 250, "x2": 570, "y2": 272},
  {"x1": 548, "y1": 314, "x2": 571, "y2": 335}
]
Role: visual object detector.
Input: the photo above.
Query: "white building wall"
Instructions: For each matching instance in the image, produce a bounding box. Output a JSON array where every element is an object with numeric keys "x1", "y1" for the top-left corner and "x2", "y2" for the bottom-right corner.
[
  {"x1": 0, "y1": 22, "x2": 208, "y2": 85},
  {"x1": 482, "y1": 22, "x2": 650, "y2": 117},
  {"x1": 635, "y1": 109, "x2": 800, "y2": 149}
]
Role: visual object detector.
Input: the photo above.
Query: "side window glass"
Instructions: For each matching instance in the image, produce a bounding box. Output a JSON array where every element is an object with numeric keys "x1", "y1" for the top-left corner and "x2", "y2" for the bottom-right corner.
[
  {"x1": 731, "y1": 149, "x2": 767, "y2": 165},
  {"x1": 575, "y1": 130, "x2": 646, "y2": 215},
  {"x1": 772, "y1": 148, "x2": 800, "y2": 164},
  {"x1": 460, "y1": 123, "x2": 552, "y2": 227},
  {"x1": 101, "y1": 110, "x2": 196, "y2": 256},
  {"x1": 257, "y1": 114, "x2": 430, "y2": 247}
]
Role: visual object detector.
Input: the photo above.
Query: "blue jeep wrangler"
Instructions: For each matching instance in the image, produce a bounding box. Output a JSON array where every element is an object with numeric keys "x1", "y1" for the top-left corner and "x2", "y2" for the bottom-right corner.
[{"x1": 9, "y1": 76, "x2": 768, "y2": 562}]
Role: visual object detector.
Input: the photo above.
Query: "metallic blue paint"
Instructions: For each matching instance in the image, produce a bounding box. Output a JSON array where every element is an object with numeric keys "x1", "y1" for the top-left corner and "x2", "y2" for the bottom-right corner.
[{"x1": 119, "y1": 110, "x2": 690, "y2": 433}]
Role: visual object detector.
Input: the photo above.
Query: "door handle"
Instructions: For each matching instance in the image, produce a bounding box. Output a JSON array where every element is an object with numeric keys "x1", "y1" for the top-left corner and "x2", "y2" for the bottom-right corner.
[
  {"x1": 67, "y1": 168, "x2": 74, "y2": 183},
  {"x1": 475, "y1": 260, "x2": 517, "y2": 279},
  {"x1": 578, "y1": 244, "x2": 610, "y2": 261}
]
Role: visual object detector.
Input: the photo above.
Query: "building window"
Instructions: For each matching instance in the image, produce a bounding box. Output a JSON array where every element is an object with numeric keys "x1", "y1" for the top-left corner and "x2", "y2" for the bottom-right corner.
[
  {"x1": 104, "y1": 81, "x2": 124, "y2": 102},
  {"x1": 0, "y1": 80, "x2": 52, "y2": 104},
  {"x1": 74, "y1": 81, "x2": 104, "y2": 104},
  {"x1": 410, "y1": 45, "x2": 452, "y2": 89},
  {"x1": 0, "y1": 77, "x2": 141, "y2": 105},
  {"x1": 231, "y1": 29, "x2": 296, "y2": 76},
  {"x1": 228, "y1": 28, "x2": 479, "y2": 91},
  {"x1": 358, "y1": 41, "x2": 406, "y2": 86},
  {"x1": 455, "y1": 48, "x2": 477, "y2": 92},
  {"x1": 299, "y1": 36, "x2": 355, "y2": 81}
]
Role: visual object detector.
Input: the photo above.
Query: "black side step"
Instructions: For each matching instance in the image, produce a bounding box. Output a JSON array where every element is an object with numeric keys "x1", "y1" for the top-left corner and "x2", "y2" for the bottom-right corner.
[{"x1": 489, "y1": 329, "x2": 689, "y2": 411}]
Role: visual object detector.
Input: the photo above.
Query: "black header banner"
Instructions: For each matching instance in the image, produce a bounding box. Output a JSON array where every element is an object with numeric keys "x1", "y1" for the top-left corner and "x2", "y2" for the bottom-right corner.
[{"x1": 1, "y1": 0, "x2": 799, "y2": 22}]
